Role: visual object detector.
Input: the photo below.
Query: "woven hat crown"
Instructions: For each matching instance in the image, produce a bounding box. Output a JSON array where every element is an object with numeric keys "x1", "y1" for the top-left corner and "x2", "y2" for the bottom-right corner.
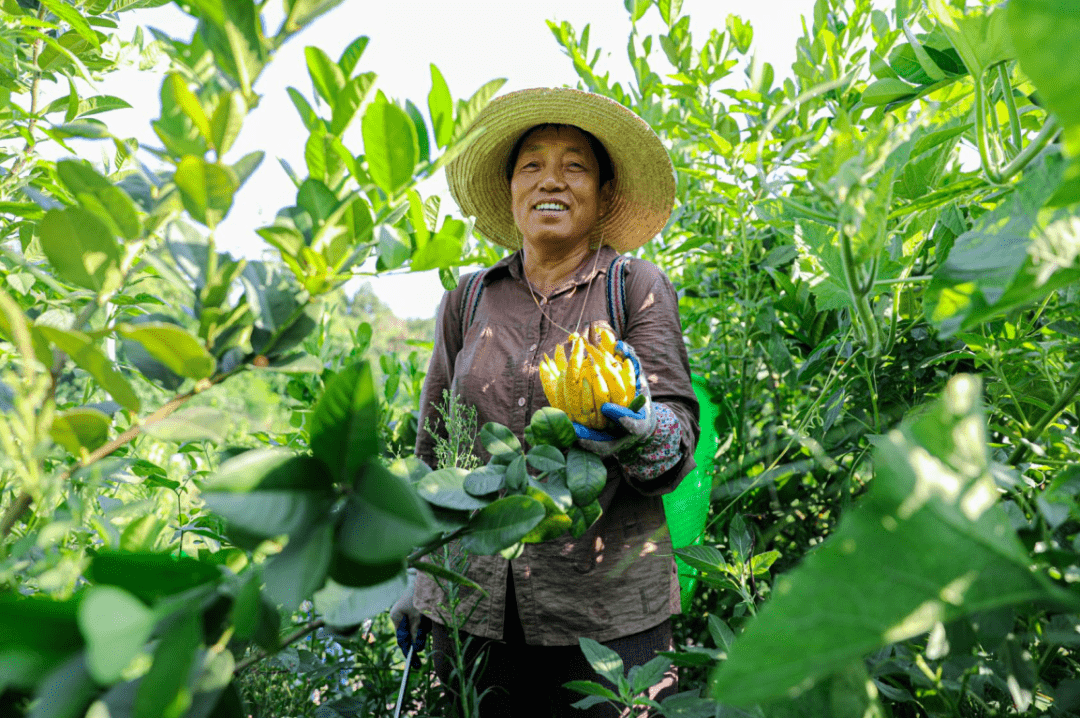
[{"x1": 446, "y1": 88, "x2": 675, "y2": 252}]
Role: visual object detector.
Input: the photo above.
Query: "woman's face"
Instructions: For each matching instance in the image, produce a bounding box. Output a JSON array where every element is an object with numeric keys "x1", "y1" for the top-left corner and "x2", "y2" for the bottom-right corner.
[{"x1": 509, "y1": 125, "x2": 612, "y2": 250}]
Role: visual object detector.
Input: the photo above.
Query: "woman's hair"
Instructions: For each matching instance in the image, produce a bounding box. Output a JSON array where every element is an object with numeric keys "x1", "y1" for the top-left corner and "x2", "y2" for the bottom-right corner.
[{"x1": 505, "y1": 124, "x2": 615, "y2": 187}]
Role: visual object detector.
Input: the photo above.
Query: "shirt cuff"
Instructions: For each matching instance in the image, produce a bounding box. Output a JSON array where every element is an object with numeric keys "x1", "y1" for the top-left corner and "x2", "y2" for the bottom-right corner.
[{"x1": 617, "y1": 403, "x2": 682, "y2": 485}]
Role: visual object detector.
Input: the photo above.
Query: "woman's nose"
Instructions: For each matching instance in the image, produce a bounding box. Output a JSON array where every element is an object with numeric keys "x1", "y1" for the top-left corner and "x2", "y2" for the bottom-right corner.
[{"x1": 539, "y1": 166, "x2": 566, "y2": 189}]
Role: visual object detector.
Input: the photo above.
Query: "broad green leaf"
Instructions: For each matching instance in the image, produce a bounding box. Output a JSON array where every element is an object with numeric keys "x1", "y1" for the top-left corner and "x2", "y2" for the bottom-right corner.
[
  {"x1": 174, "y1": 155, "x2": 239, "y2": 228},
  {"x1": 305, "y1": 46, "x2": 344, "y2": 105},
  {"x1": 38, "y1": 207, "x2": 123, "y2": 292},
  {"x1": 35, "y1": 326, "x2": 140, "y2": 413},
  {"x1": 521, "y1": 486, "x2": 573, "y2": 543},
  {"x1": 428, "y1": 64, "x2": 453, "y2": 149},
  {"x1": 452, "y1": 78, "x2": 506, "y2": 143},
  {"x1": 55, "y1": 159, "x2": 141, "y2": 239},
  {"x1": 313, "y1": 573, "x2": 406, "y2": 629},
  {"x1": 674, "y1": 545, "x2": 726, "y2": 575},
  {"x1": 210, "y1": 91, "x2": 246, "y2": 156},
  {"x1": 87, "y1": 552, "x2": 221, "y2": 604},
  {"x1": 377, "y1": 225, "x2": 410, "y2": 270},
  {"x1": 49, "y1": 408, "x2": 110, "y2": 454},
  {"x1": 861, "y1": 78, "x2": 917, "y2": 107},
  {"x1": 304, "y1": 129, "x2": 347, "y2": 186},
  {"x1": 565, "y1": 681, "x2": 618, "y2": 701},
  {"x1": 40, "y1": 0, "x2": 100, "y2": 48},
  {"x1": 195, "y1": 0, "x2": 267, "y2": 99},
  {"x1": 631, "y1": 656, "x2": 672, "y2": 694},
  {"x1": 310, "y1": 362, "x2": 378, "y2": 483},
  {"x1": 411, "y1": 217, "x2": 467, "y2": 271},
  {"x1": 417, "y1": 467, "x2": 491, "y2": 510},
  {"x1": 459, "y1": 495, "x2": 546, "y2": 555},
  {"x1": 657, "y1": 0, "x2": 682, "y2": 26},
  {"x1": 231, "y1": 574, "x2": 280, "y2": 651},
  {"x1": 0, "y1": 595, "x2": 83, "y2": 687},
  {"x1": 479, "y1": 421, "x2": 522, "y2": 464},
  {"x1": 926, "y1": 158, "x2": 1080, "y2": 336},
  {"x1": 116, "y1": 322, "x2": 215, "y2": 379},
  {"x1": 337, "y1": 35, "x2": 369, "y2": 77},
  {"x1": 233, "y1": 150, "x2": 264, "y2": 188},
  {"x1": 0, "y1": 289, "x2": 50, "y2": 370},
  {"x1": 297, "y1": 178, "x2": 338, "y2": 225},
  {"x1": 1008, "y1": 0, "x2": 1080, "y2": 156},
  {"x1": 362, "y1": 91, "x2": 419, "y2": 196},
  {"x1": 579, "y1": 636, "x2": 625, "y2": 685},
  {"x1": 202, "y1": 448, "x2": 334, "y2": 540},
  {"x1": 263, "y1": 521, "x2": 334, "y2": 610},
  {"x1": 44, "y1": 93, "x2": 132, "y2": 120},
  {"x1": 330, "y1": 72, "x2": 375, "y2": 136},
  {"x1": 524, "y1": 406, "x2": 577, "y2": 448},
  {"x1": 709, "y1": 375, "x2": 1080, "y2": 705},
  {"x1": 141, "y1": 406, "x2": 231, "y2": 443},
  {"x1": 405, "y1": 99, "x2": 430, "y2": 165},
  {"x1": 566, "y1": 447, "x2": 607, "y2": 506},
  {"x1": 282, "y1": 0, "x2": 347, "y2": 35},
  {"x1": 336, "y1": 462, "x2": 438, "y2": 565},
  {"x1": 406, "y1": 189, "x2": 430, "y2": 246},
  {"x1": 287, "y1": 87, "x2": 321, "y2": 132},
  {"x1": 463, "y1": 466, "x2": 505, "y2": 496},
  {"x1": 525, "y1": 444, "x2": 565, "y2": 473},
  {"x1": 26, "y1": 654, "x2": 98, "y2": 718},
  {"x1": 133, "y1": 611, "x2": 200, "y2": 718},
  {"x1": 163, "y1": 73, "x2": 211, "y2": 142},
  {"x1": 77, "y1": 586, "x2": 154, "y2": 684},
  {"x1": 928, "y1": 0, "x2": 1012, "y2": 77},
  {"x1": 624, "y1": 0, "x2": 651, "y2": 24}
]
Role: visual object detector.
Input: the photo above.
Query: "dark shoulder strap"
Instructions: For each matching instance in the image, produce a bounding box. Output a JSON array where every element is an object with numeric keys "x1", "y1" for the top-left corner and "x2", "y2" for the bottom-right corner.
[
  {"x1": 605, "y1": 255, "x2": 632, "y2": 339},
  {"x1": 459, "y1": 269, "x2": 487, "y2": 340}
]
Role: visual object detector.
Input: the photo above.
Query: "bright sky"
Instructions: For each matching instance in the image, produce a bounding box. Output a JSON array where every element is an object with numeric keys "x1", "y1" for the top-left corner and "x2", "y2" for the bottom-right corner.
[{"x1": 101, "y1": 1, "x2": 814, "y2": 318}]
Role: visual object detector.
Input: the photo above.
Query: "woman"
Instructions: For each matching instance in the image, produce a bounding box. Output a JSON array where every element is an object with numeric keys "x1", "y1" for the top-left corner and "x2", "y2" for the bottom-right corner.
[{"x1": 394, "y1": 87, "x2": 699, "y2": 717}]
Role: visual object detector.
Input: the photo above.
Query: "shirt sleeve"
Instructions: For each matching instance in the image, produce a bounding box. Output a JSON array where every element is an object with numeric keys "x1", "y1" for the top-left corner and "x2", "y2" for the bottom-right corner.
[
  {"x1": 414, "y1": 286, "x2": 465, "y2": 470},
  {"x1": 617, "y1": 261, "x2": 700, "y2": 496}
]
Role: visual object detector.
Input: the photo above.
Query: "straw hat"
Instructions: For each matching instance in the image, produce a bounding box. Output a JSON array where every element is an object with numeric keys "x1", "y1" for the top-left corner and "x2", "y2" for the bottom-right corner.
[{"x1": 446, "y1": 87, "x2": 675, "y2": 252}]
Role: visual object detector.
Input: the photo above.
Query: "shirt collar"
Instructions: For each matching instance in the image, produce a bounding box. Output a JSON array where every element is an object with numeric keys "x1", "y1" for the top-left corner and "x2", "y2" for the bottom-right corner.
[{"x1": 483, "y1": 245, "x2": 620, "y2": 291}]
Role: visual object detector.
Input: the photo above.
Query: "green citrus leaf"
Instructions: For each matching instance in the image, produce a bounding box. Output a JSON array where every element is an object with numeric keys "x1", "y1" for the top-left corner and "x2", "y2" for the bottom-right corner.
[
  {"x1": 116, "y1": 322, "x2": 215, "y2": 380},
  {"x1": 39, "y1": 207, "x2": 123, "y2": 292},
  {"x1": 49, "y1": 407, "x2": 110, "y2": 455}
]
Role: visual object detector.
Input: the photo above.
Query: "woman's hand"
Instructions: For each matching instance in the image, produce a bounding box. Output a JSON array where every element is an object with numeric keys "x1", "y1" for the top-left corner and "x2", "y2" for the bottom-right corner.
[
  {"x1": 390, "y1": 571, "x2": 430, "y2": 669},
  {"x1": 573, "y1": 341, "x2": 657, "y2": 456}
]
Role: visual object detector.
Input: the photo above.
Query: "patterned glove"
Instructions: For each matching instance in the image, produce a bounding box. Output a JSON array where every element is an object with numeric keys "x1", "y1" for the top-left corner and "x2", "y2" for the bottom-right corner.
[{"x1": 574, "y1": 341, "x2": 657, "y2": 456}]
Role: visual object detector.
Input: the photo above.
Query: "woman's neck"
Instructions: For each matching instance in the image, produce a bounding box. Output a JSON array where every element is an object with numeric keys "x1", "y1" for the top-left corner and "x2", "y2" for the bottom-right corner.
[{"x1": 522, "y1": 240, "x2": 597, "y2": 296}]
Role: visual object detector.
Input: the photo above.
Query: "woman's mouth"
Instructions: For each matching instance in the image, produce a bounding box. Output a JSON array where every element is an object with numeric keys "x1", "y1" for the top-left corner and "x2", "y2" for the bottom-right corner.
[{"x1": 534, "y1": 202, "x2": 569, "y2": 212}]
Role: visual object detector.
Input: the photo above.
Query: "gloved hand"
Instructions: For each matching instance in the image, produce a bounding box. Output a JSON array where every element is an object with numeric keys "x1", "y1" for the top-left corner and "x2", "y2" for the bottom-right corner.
[
  {"x1": 574, "y1": 341, "x2": 657, "y2": 456},
  {"x1": 389, "y1": 572, "x2": 429, "y2": 669}
]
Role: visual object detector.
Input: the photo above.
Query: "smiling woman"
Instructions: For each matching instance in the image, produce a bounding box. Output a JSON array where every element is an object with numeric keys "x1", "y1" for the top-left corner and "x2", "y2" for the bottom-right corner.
[{"x1": 390, "y1": 87, "x2": 701, "y2": 717}]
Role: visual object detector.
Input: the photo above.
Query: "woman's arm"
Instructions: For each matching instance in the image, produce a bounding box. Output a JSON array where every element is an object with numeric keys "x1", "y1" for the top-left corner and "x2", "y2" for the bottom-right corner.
[
  {"x1": 415, "y1": 288, "x2": 465, "y2": 469},
  {"x1": 616, "y1": 262, "x2": 700, "y2": 495}
]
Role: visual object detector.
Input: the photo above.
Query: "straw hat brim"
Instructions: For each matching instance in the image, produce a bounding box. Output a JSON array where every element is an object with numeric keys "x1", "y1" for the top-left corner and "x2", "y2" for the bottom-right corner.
[{"x1": 446, "y1": 87, "x2": 675, "y2": 252}]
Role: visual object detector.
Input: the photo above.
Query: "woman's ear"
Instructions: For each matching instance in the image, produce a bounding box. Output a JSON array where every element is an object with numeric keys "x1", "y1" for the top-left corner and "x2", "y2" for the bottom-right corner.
[{"x1": 599, "y1": 180, "x2": 614, "y2": 216}]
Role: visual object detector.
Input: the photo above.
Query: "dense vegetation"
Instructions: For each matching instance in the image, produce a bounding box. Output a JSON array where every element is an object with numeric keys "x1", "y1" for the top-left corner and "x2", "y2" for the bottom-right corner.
[{"x1": 1, "y1": 0, "x2": 1078, "y2": 716}]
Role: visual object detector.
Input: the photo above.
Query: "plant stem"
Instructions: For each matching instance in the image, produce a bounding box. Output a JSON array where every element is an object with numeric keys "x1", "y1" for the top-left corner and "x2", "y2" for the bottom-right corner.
[
  {"x1": 0, "y1": 363, "x2": 246, "y2": 540},
  {"x1": 233, "y1": 618, "x2": 326, "y2": 674},
  {"x1": 8, "y1": 6, "x2": 46, "y2": 180},
  {"x1": 975, "y1": 68, "x2": 1059, "y2": 185},
  {"x1": 1007, "y1": 362, "x2": 1080, "y2": 465},
  {"x1": 999, "y1": 63, "x2": 1023, "y2": 152}
]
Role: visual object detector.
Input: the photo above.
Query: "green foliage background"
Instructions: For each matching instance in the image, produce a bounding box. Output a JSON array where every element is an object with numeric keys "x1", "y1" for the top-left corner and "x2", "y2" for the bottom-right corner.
[{"x1": 1, "y1": 0, "x2": 1079, "y2": 716}]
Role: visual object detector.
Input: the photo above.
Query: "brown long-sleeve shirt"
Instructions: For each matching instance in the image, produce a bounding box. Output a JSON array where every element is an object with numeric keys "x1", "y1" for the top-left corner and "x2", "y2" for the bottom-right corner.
[{"x1": 414, "y1": 245, "x2": 699, "y2": 645}]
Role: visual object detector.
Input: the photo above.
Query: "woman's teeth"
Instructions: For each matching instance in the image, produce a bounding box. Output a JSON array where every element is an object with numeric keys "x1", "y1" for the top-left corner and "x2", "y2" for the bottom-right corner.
[{"x1": 535, "y1": 202, "x2": 567, "y2": 211}]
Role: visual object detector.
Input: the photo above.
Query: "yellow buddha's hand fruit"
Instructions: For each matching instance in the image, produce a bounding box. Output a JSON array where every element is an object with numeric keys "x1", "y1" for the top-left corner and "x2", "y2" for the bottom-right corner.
[{"x1": 538, "y1": 330, "x2": 637, "y2": 429}]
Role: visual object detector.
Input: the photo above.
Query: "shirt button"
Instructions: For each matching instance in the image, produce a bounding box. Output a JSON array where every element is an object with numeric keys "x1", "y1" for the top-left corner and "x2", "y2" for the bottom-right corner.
[
  {"x1": 529, "y1": 343, "x2": 538, "y2": 352},
  {"x1": 518, "y1": 397, "x2": 526, "y2": 407}
]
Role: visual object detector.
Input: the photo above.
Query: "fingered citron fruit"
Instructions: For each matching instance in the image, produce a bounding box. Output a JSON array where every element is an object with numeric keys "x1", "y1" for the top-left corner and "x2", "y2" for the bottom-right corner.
[{"x1": 538, "y1": 326, "x2": 637, "y2": 429}]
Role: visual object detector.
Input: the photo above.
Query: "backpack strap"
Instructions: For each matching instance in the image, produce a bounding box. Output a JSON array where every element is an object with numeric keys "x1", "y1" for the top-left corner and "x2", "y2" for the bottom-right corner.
[
  {"x1": 605, "y1": 255, "x2": 633, "y2": 339},
  {"x1": 459, "y1": 270, "x2": 487, "y2": 340}
]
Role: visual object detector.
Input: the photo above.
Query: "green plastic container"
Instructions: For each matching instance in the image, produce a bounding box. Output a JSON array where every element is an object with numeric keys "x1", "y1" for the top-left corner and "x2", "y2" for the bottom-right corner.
[{"x1": 662, "y1": 374, "x2": 717, "y2": 611}]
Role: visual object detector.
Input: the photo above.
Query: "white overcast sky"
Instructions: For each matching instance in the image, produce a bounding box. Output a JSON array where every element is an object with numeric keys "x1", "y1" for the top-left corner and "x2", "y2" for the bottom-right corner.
[{"x1": 99, "y1": 1, "x2": 816, "y2": 318}]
